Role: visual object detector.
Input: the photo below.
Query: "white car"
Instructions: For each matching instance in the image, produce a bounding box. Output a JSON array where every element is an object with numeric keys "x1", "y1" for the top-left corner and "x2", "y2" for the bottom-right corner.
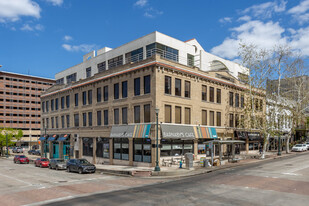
[
  {"x1": 305, "y1": 142, "x2": 309, "y2": 150},
  {"x1": 292, "y1": 144, "x2": 306, "y2": 152}
]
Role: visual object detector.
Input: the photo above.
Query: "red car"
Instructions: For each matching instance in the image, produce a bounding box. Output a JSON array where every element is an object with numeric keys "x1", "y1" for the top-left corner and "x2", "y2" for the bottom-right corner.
[
  {"x1": 13, "y1": 155, "x2": 29, "y2": 164},
  {"x1": 34, "y1": 158, "x2": 50, "y2": 168}
]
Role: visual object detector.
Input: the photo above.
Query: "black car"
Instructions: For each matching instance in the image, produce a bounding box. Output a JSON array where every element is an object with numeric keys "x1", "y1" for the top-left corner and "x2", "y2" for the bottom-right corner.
[
  {"x1": 28, "y1": 150, "x2": 36, "y2": 155},
  {"x1": 34, "y1": 150, "x2": 41, "y2": 156},
  {"x1": 66, "y1": 159, "x2": 96, "y2": 174}
]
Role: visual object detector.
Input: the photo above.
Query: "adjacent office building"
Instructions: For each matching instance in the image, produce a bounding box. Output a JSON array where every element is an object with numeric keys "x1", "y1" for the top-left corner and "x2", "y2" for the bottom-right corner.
[
  {"x1": 0, "y1": 71, "x2": 54, "y2": 148},
  {"x1": 40, "y1": 31, "x2": 265, "y2": 166}
]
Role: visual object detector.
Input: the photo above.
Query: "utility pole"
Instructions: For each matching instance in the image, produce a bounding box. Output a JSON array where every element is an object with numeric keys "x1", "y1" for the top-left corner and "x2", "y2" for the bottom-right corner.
[{"x1": 6, "y1": 132, "x2": 8, "y2": 158}]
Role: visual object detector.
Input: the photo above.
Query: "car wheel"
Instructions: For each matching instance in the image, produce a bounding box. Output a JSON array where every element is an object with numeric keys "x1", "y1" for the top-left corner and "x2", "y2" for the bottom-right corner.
[
  {"x1": 78, "y1": 168, "x2": 83, "y2": 174},
  {"x1": 49, "y1": 165, "x2": 52, "y2": 169},
  {"x1": 14, "y1": 160, "x2": 16, "y2": 164},
  {"x1": 67, "y1": 166, "x2": 71, "y2": 173},
  {"x1": 40, "y1": 164, "x2": 42, "y2": 168},
  {"x1": 27, "y1": 162, "x2": 29, "y2": 164},
  {"x1": 56, "y1": 166, "x2": 59, "y2": 171}
]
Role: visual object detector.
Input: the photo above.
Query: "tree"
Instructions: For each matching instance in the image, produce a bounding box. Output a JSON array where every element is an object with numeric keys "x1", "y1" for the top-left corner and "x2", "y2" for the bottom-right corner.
[{"x1": 0, "y1": 128, "x2": 23, "y2": 156}]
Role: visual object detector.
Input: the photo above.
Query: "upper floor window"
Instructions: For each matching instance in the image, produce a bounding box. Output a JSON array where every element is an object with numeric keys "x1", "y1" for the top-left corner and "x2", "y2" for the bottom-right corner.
[
  {"x1": 104, "y1": 86, "x2": 108, "y2": 101},
  {"x1": 56, "y1": 78, "x2": 64, "y2": 85},
  {"x1": 134, "y1": 78, "x2": 140, "y2": 96},
  {"x1": 88, "y1": 90, "x2": 92, "y2": 105},
  {"x1": 83, "y1": 113, "x2": 87, "y2": 127},
  {"x1": 51, "y1": 99, "x2": 54, "y2": 111},
  {"x1": 114, "y1": 109, "x2": 119, "y2": 125},
  {"x1": 165, "y1": 76, "x2": 171, "y2": 94},
  {"x1": 66, "y1": 73, "x2": 76, "y2": 84},
  {"x1": 175, "y1": 78, "x2": 181, "y2": 96},
  {"x1": 55, "y1": 98, "x2": 59, "y2": 110},
  {"x1": 187, "y1": 54, "x2": 194, "y2": 67},
  {"x1": 144, "y1": 75, "x2": 151, "y2": 94},
  {"x1": 97, "y1": 111, "x2": 102, "y2": 126},
  {"x1": 229, "y1": 114, "x2": 234, "y2": 127},
  {"x1": 146, "y1": 43, "x2": 179, "y2": 62},
  {"x1": 82, "y1": 91, "x2": 86, "y2": 105},
  {"x1": 202, "y1": 85, "x2": 207, "y2": 101},
  {"x1": 165, "y1": 105, "x2": 172, "y2": 123},
  {"x1": 88, "y1": 112, "x2": 92, "y2": 126},
  {"x1": 217, "y1": 89, "x2": 221, "y2": 104},
  {"x1": 66, "y1": 95, "x2": 70, "y2": 108},
  {"x1": 185, "y1": 107, "x2": 191, "y2": 124},
  {"x1": 185, "y1": 81, "x2": 190, "y2": 98},
  {"x1": 235, "y1": 93, "x2": 239, "y2": 107},
  {"x1": 134, "y1": 106, "x2": 140, "y2": 123},
  {"x1": 104, "y1": 110, "x2": 109, "y2": 125},
  {"x1": 97, "y1": 61, "x2": 106, "y2": 73},
  {"x1": 202, "y1": 110, "x2": 207, "y2": 125},
  {"x1": 217, "y1": 112, "x2": 221, "y2": 126},
  {"x1": 108, "y1": 55, "x2": 123, "y2": 69},
  {"x1": 122, "y1": 81, "x2": 127, "y2": 98},
  {"x1": 209, "y1": 87, "x2": 214, "y2": 102},
  {"x1": 97, "y1": 88, "x2": 101, "y2": 103},
  {"x1": 229, "y1": 92, "x2": 234, "y2": 107},
  {"x1": 61, "y1": 97, "x2": 64, "y2": 109},
  {"x1": 125, "y1": 47, "x2": 143, "y2": 64},
  {"x1": 241, "y1": 95, "x2": 244, "y2": 108},
  {"x1": 114, "y1": 83, "x2": 119, "y2": 99},
  {"x1": 144, "y1": 104, "x2": 151, "y2": 123},
  {"x1": 122, "y1": 107, "x2": 128, "y2": 124},
  {"x1": 86, "y1": 67, "x2": 91, "y2": 78},
  {"x1": 175, "y1": 106, "x2": 181, "y2": 124},
  {"x1": 46, "y1": 101, "x2": 49, "y2": 112},
  {"x1": 75, "y1": 93, "x2": 79, "y2": 106},
  {"x1": 210, "y1": 111, "x2": 215, "y2": 126},
  {"x1": 42, "y1": 102, "x2": 45, "y2": 113},
  {"x1": 74, "y1": 114, "x2": 79, "y2": 127}
]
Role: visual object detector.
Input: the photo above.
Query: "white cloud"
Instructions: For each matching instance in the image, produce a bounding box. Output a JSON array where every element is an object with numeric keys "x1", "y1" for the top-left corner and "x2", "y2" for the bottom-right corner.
[
  {"x1": 238, "y1": 15, "x2": 251, "y2": 22},
  {"x1": 63, "y1": 35, "x2": 73, "y2": 41},
  {"x1": 219, "y1": 17, "x2": 232, "y2": 23},
  {"x1": 144, "y1": 7, "x2": 163, "y2": 18},
  {"x1": 20, "y1": 23, "x2": 44, "y2": 31},
  {"x1": 0, "y1": 0, "x2": 41, "y2": 22},
  {"x1": 211, "y1": 20, "x2": 287, "y2": 59},
  {"x1": 241, "y1": 0, "x2": 287, "y2": 19},
  {"x1": 134, "y1": 0, "x2": 147, "y2": 7},
  {"x1": 290, "y1": 26, "x2": 309, "y2": 56},
  {"x1": 62, "y1": 44, "x2": 97, "y2": 53},
  {"x1": 45, "y1": 0, "x2": 63, "y2": 6},
  {"x1": 288, "y1": 0, "x2": 309, "y2": 14}
]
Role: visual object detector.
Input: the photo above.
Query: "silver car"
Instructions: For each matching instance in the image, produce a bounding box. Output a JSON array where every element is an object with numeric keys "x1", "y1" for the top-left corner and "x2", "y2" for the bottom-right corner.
[{"x1": 48, "y1": 159, "x2": 67, "y2": 170}]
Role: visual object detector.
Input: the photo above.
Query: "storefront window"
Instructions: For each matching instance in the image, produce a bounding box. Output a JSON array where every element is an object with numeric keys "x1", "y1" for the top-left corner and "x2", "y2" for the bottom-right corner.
[
  {"x1": 82, "y1": 138, "x2": 93, "y2": 156},
  {"x1": 96, "y1": 138, "x2": 109, "y2": 158},
  {"x1": 133, "y1": 138, "x2": 151, "y2": 163},
  {"x1": 198, "y1": 139, "x2": 206, "y2": 154},
  {"x1": 113, "y1": 138, "x2": 129, "y2": 160},
  {"x1": 161, "y1": 139, "x2": 194, "y2": 157}
]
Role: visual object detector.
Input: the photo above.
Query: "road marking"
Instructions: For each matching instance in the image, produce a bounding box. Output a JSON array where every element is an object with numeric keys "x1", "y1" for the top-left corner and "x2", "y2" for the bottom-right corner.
[
  {"x1": 0, "y1": 173, "x2": 32, "y2": 186},
  {"x1": 282, "y1": 172, "x2": 301, "y2": 176},
  {"x1": 287, "y1": 165, "x2": 309, "y2": 173}
]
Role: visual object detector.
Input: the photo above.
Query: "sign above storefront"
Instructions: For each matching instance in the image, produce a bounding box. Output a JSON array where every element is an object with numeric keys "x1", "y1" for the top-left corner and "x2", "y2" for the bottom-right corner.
[{"x1": 110, "y1": 124, "x2": 151, "y2": 138}]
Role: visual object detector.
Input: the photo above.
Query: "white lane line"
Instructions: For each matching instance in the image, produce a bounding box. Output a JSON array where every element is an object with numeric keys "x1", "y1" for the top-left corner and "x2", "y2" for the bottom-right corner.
[
  {"x1": 0, "y1": 173, "x2": 32, "y2": 186},
  {"x1": 287, "y1": 165, "x2": 309, "y2": 173}
]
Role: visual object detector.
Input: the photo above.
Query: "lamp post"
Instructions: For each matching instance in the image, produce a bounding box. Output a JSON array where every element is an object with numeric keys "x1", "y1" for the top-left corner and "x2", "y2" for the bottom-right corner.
[
  {"x1": 44, "y1": 126, "x2": 47, "y2": 158},
  {"x1": 6, "y1": 132, "x2": 8, "y2": 158},
  {"x1": 154, "y1": 108, "x2": 160, "y2": 172},
  {"x1": 278, "y1": 136, "x2": 281, "y2": 156}
]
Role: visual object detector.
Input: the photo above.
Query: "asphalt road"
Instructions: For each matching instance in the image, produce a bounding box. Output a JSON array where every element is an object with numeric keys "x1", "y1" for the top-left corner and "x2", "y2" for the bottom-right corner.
[{"x1": 46, "y1": 153, "x2": 309, "y2": 206}]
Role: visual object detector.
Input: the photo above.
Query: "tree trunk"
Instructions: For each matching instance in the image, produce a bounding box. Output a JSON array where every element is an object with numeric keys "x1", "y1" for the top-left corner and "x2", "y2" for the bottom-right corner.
[
  {"x1": 261, "y1": 133, "x2": 270, "y2": 159},
  {"x1": 286, "y1": 132, "x2": 291, "y2": 154}
]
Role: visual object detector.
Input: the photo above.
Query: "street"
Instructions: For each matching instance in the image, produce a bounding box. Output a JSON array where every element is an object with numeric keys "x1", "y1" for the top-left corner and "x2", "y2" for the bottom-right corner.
[{"x1": 47, "y1": 153, "x2": 309, "y2": 206}]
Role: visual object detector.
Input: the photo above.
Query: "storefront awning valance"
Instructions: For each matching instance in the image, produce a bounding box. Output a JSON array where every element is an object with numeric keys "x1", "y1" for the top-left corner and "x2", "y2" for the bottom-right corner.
[
  {"x1": 47, "y1": 134, "x2": 58, "y2": 141},
  {"x1": 110, "y1": 124, "x2": 151, "y2": 138},
  {"x1": 58, "y1": 134, "x2": 70, "y2": 141},
  {"x1": 195, "y1": 126, "x2": 218, "y2": 139}
]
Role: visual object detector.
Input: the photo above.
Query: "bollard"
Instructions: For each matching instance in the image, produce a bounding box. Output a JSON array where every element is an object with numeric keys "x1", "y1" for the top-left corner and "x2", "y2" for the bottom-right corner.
[{"x1": 179, "y1": 160, "x2": 182, "y2": 168}]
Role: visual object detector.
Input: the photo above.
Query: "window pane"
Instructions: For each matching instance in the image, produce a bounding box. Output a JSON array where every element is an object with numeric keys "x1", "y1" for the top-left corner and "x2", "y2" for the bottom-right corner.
[
  {"x1": 185, "y1": 108, "x2": 191, "y2": 124},
  {"x1": 66, "y1": 95, "x2": 70, "y2": 108},
  {"x1": 235, "y1": 93, "x2": 239, "y2": 107},
  {"x1": 114, "y1": 109, "x2": 119, "y2": 125},
  {"x1": 97, "y1": 88, "x2": 101, "y2": 102},
  {"x1": 165, "y1": 105, "x2": 171, "y2": 123},
  {"x1": 144, "y1": 75, "x2": 151, "y2": 94},
  {"x1": 122, "y1": 107, "x2": 128, "y2": 124},
  {"x1": 210, "y1": 111, "x2": 214, "y2": 126},
  {"x1": 202, "y1": 85, "x2": 207, "y2": 101},
  {"x1": 88, "y1": 90, "x2": 92, "y2": 105},
  {"x1": 104, "y1": 86, "x2": 108, "y2": 101},
  {"x1": 88, "y1": 112, "x2": 92, "y2": 126},
  {"x1": 122, "y1": 81, "x2": 127, "y2": 98},
  {"x1": 165, "y1": 76, "x2": 171, "y2": 94},
  {"x1": 82, "y1": 91, "x2": 86, "y2": 105},
  {"x1": 83, "y1": 113, "x2": 87, "y2": 127},
  {"x1": 202, "y1": 110, "x2": 207, "y2": 125},
  {"x1": 217, "y1": 112, "x2": 221, "y2": 126},
  {"x1": 229, "y1": 114, "x2": 234, "y2": 127},
  {"x1": 134, "y1": 78, "x2": 140, "y2": 96},
  {"x1": 175, "y1": 78, "x2": 181, "y2": 96},
  {"x1": 74, "y1": 114, "x2": 79, "y2": 127},
  {"x1": 97, "y1": 111, "x2": 102, "y2": 126},
  {"x1": 75, "y1": 93, "x2": 79, "y2": 106},
  {"x1": 209, "y1": 87, "x2": 214, "y2": 102},
  {"x1": 229, "y1": 92, "x2": 234, "y2": 106},
  {"x1": 104, "y1": 110, "x2": 109, "y2": 125},
  {"x1": 114, "y1": 83, "x2": 119, "y2": 99},
  {"x1": 185, "y1": 81, "x2": 190, "y2": 98},
  {"x1": 134, "y1": 106, "x2": 140, "y2": 123},
  {"x1": 144, "y1": 104, "x2": 151, "y2": 123},
  {"x1": 217, "y1": 89, "x2": 221, "y2": 104},
  {"x1": 175, "y1": 106, "x2": 181, "y2": 124}
]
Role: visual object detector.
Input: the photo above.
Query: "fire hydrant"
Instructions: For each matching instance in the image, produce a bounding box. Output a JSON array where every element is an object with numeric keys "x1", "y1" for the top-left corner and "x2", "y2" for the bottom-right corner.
[{"x1": 179, "y1": 160, "x2": 183, "y2": 168}]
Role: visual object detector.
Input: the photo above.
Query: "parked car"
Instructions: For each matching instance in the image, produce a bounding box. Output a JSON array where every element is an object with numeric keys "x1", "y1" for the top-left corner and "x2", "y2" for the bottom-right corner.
[
  {"x1": 12, "y1": 147, "x2": 23, "y2": 153},
  {"x1": 34, "y1": 158, "x2": 50, "y2": 168},
  {"x1": 32, "y1": 145, "x2": 39, "y2": 150},
  {"x1": 66, "y1": 159, "x2": 96, "y2": 174},
  {"x1": 304, "y1": 142, "x2": 309, "y2": 150},
  {"x1": 34, "y1": 150, "x2": 41, "y2": 156},
  {"x1": 292, "y1": 144, "x2": 306, "y2": 152},
  {"x1": 28, "y1": 150, "x2": 36, "y2": 155},
  {"x1": 49, "y1": 159, "x2": 67, "y2": 170},
  {"x1": 13, "y1": 155, "x2": 29, "y2": 164}
]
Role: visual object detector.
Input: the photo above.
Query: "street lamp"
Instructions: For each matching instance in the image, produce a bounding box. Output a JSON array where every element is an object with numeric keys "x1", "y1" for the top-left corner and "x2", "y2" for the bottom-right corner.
[
  {"x1": 6, "y1": 132, "x2": 8, "y2": 158},
  {"x1": 154, "y1": 108, "x2": 160, "y2": 172},
  {"x1": 44, "y1": 125, "x2": 47, "y2": 158}
]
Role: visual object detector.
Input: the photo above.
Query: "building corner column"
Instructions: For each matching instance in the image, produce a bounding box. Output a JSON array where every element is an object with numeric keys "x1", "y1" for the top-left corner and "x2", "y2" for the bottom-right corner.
[
  {"x1": 129, "y1": 138, "x2": 133, "y2": 166},
  {"x1": 109, "y1": 138, "x2": 113, "y2": 165},
  {"x1": 93, "y1": 137, "x2": 97, "y2": 164}
]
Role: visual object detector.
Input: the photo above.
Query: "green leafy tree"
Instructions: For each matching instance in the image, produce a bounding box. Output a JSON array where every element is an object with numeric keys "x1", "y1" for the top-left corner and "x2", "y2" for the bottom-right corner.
[{"x1": 0, "y1": 128, "x2": 23, "y2": 156}]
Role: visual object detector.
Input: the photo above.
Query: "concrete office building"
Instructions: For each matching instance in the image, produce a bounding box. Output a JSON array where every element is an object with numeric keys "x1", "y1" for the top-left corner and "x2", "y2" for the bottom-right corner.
[
  {"x1": 41, "y1": 32, "x2": 264, "y2": 166},
  {"x1": 0, "y1": 71, "x2": 54, "y2": 148}
]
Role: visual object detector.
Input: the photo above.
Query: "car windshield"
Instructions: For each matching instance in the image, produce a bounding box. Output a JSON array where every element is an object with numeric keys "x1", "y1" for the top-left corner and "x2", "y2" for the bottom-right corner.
[
  {"x1": 78, "y1": 159, "x2": 90, "y2": 164},
  {"x1": 41, "y1": 159, "x2": 49, "y2": 161},
  {"x1": 56, "y1": 160, "x2": 64, "y2": 163},
  {"x1": 19, "y1": 155, "x2": 26, "y2": 158},
  {"x1": 295, "y1": 144, "x2": 302, "y2": 147}
]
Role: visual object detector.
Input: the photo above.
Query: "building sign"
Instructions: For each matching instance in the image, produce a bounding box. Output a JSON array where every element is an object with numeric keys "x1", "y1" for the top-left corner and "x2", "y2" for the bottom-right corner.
[
  {"x1": 110, "y1": 125, "x2": 136, "y2": 138},
  {"x1": 161, "y1": 124, "x2": 195, "y2": 140}
]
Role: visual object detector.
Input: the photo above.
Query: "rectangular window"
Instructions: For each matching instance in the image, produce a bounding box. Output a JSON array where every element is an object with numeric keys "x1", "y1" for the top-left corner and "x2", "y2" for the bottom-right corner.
[
  {"x1": 51, "y1": 99, "x2": 54, "y2": 111},
  {"x1": 104, "y1": 110, "x2": 108, "y2": 125},
  {"x1": 185, "y1": 81, "x2": 190, "y2": 98},
  {"x1": 88, "y1": 112, "x2": 92, "y2": 126},
  {"x1": 165, "y1": 105, "x2": 172, "y2": 123},
  {"x1": 185, "y1": 107, "x2": 191, "y2": 124},
  {"x1": 235, "y1": 114, "x2": 239, "y2": 128},
  {"x1": 187, "y1": 54, "x2": 194, "y2": 67},
  {"x1": 146, "y1": 43, "x2": 179, "y2": 62},
  {"x1": 217, "y1": 89, "x2": 221, "y2": 104},
  {"x1": 134, "y1": 106, "x2": 140, "y2": 123},
  {"x1": 61, "y1": 116, "x2": 64, "y2": 128},
  {"x1": 66, "y1": 115, "x2": 70, "y2": 128},
  {"x1": 55, "y1": 98, "x2": 58, "y2": 110},
  {"x1": 202, "y1": 110, "x2": 207, "y2": 125},
  {"x1": 202, "y1": 85, "x2": 207, "y2": 101},
  {"x1": 229, "y1": 92, "x2": 234, "y2": 106},
  {"x1": 175, "y1": 106, "x2": 181, "y2": 124},
  {"x1": 175, "y1": 78, "x2": 181, "y2": 96},
  {"x1": 74, "y1": 114, "x2": 79, "y2": 127},
  {"x1": 66, "y1": 95, "x2": 70, "y2": 108},
  {"x1": 114, "y1": 83, "x2": 119, "y2": 99},
  {"x1": 83, "y1": 113, "x2": 87, "y2": 127},
  {"x1": 74, "y1": 93, "x2": 78, "y2": 106},
  {"x1": 144, "y1": 75, "x2": 151, "y2": 94},
  {"x1": 229, "y1": 114, "x2": 234, "y2": 127},
  {"x1": 97, "y1": 111, "x2": 102, "y2": 126},
  {"x1": 125, "y1": 47, "x2": 143, "y2": 63},
  {"x1": 122, "y1": 107, "x2": 128, "y2": 124},
  {"x1": 144, "y1": 104, "x2": 151, "y2": 123},
  {"x1": 134, "y1": 78, "x2": 140, "y2": 96},
  {"x1": 55, "y1": 116, "x2": 58, "y2": 128},
  {"x1": 42, "y1": 102, "x2": 45, "y2": 113},
  {"x1": 60, "y1": 97, "x2": 64, "y2": 109},
  {"x1": 46, "y1": 100, "x2": 49, "y2": 112},
  {"x1": 210, "y1": 111, "x2": 215, "y2": 126},
  {"x1": 108, "y1": 55, "x2": 123, "y2": 69},
  {"x1": 260, "y1": 99, "x2": 263, "y2": 111},
  {"x1": 46, "y1": 118, "x2": 49, "y2": 129},
  {"x1": 217, "y1": 112, "x2": 221, "y2": 126},
  {"x1": 114, "y1": 109, "x2": 119, "y2": 125},
  {"x1": 104, "y1": 86, "x2": 108, "y2": 101},
  {"x1": 165, "y1": 76, "x2": 171, "y2": 94},
  {"x1": 122, "y1": 81, "x2": 127, "y2": 98},
  {"x1": 51, "y1": 117, "x2": 54, "y2": 128},
  {"x1": 86, "y1": 67, "x2": 91, "y2": 78},
  {"x1": 66, "y1": 73, "x2": 76, "y2": 84},
  {"x1": 255, "y1": 99, "x2": 259, "y2": 111},
  {"x1": 209, "y1": 87, "x2": 214, "y2": 102},
  {"x1": 97, "y1": 61, "x2": 106, "y2": 73},
  {"x1": 241, "y1": 95, "x2": 244, "y2": 108},
  {"x1": 82, "y1": 91, "x2": 86, "y2": 105},
  {"x1": 97, "y1": 88, "x2": 101, "y2": 102},
  {"x1": 235, "y1": 93, "x2": 239, "y2": 107},
  {"x1": 88, "y1": 90, "x2": 92, "y2": 105}
]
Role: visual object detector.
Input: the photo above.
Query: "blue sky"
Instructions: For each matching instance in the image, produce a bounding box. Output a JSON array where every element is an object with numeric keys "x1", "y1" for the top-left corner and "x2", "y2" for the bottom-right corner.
[{"x1": 0, "y1": 0, "x2": 308, "y2": 79}]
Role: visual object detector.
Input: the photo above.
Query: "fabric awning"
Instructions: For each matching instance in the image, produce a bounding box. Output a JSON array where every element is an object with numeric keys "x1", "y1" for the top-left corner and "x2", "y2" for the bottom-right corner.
[
  {"x1": 161, "y1": 124, "x2": 195, "y2": 140},
  {"x1": 195, "y1": 126, "x2": 218, "y2": 139},
  {"x1": 47, "y1": 134, "x2": 58, "y2": 141},
  {"x1": 133, "y1": 124, "x2": 151, "y2": 138},
  {"x1": 58, "y1": 134, "x2": 70, "y2": 141},
  {"x1": 110, "y1": 124, "x2": 151, "y2": 138}
]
